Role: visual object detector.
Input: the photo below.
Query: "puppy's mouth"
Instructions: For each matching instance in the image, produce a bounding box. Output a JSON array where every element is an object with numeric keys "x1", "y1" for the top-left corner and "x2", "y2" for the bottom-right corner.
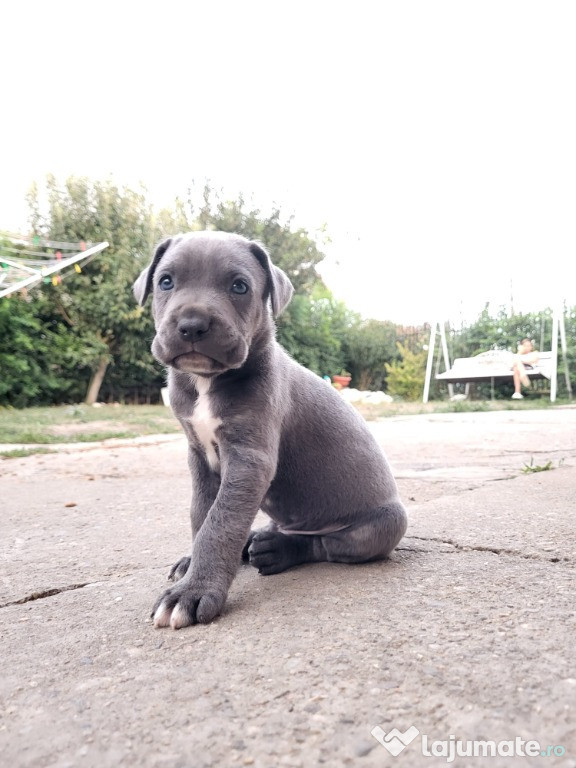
[{"x1": 172, "y1": 352, "x2": 227, "y2": 374}]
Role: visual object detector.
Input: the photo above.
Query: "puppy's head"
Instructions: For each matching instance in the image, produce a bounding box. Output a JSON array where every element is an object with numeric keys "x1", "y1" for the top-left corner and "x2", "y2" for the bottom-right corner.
[{"x1": 134, "y1": 231, "x2": 293, "y2": 376}]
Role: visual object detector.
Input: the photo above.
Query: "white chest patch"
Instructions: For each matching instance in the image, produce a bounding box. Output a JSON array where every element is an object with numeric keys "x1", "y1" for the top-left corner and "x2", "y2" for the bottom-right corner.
[{"x1": 189, "y1": 377, "x2": 222, "y2": 472}]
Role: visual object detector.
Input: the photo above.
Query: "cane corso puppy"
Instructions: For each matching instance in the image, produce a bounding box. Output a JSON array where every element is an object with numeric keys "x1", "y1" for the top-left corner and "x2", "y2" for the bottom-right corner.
[{"x1": 134, "y1": 231, "x2": 407, "y2": 628}]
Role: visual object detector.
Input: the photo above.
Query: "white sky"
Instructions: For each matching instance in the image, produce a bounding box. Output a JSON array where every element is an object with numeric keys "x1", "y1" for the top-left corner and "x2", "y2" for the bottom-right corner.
[{"x1": 2, "y1": 0, "x2": 575, "y2": 325}]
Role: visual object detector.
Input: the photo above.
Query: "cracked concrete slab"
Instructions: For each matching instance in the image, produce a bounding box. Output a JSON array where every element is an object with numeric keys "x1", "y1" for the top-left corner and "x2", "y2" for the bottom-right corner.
[
  {"x1": 405, "y1": 467, "x2": 576, "y2": 562},
  {"x1": 1, "y1": 407, "x2": 575, "y2": 767}
]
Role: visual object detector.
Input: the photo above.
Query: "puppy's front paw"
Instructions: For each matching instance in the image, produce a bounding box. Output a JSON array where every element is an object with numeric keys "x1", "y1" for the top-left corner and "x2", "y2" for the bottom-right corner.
[
  {"x1": 151, "y1": 583, "x2": 225, "y2": 629},
  {"x1": 168, "y1": 556, "x2": 191, "y2": 581}
]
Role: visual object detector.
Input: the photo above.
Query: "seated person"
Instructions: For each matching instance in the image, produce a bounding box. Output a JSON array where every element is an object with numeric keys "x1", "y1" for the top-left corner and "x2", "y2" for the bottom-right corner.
[{"x1": 511, "y1": 338, "x2": 539, "y2": 399}]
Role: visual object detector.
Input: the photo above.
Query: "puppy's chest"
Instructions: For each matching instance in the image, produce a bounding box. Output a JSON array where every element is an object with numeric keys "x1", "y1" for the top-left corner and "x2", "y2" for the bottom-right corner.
[{"x1": 189, "y1": 381, "x2": 222, "y2": 472}]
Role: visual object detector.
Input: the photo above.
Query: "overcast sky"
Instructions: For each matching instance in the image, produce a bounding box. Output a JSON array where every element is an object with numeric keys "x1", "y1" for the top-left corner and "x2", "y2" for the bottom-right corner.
[{"x1": 2, "y1": 0, "x2": 575, "y2": 325}]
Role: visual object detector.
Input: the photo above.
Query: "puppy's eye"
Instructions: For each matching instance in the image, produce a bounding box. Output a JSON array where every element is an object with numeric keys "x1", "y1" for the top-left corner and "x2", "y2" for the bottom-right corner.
[
  {"x1": 158, "y1": 275, "x2": 174, "y2": 291},
  {"x1": 231, "y1": 279, "x2": 249, "y2": 295}
]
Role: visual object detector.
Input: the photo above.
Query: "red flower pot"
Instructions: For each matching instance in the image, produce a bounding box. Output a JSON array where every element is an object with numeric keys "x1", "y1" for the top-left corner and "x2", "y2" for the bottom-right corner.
[{"x1": 332, "y1": 375, "x2": 352, "y2": 389}]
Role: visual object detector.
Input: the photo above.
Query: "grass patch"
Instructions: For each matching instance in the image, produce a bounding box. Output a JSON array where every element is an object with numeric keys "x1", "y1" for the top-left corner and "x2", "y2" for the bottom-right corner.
[
  {"x1": 0, "y1": 398, "x2": 571, "y2": 446},
  {"x1": 521, "y1": 458, "x2": 556, "y2": 474},
  {"x1": 0, "y1": 447, "x2": 55, "y2": 459},
  {"x1": 0, "y1": 404, "x2": 181, "y2": 444},
  {"x1": 56, "y1": 430, "x2": 138, "y2": 443}
]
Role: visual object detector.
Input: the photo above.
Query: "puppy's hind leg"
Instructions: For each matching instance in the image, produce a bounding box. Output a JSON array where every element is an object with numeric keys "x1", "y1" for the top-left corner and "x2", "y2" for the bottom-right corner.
[
  {"x1": 321, "y1": 501, "x2": 408, "y2": 564},
  {"x1": 248, "y1": 501, "x2": 407, "y2": 574}
]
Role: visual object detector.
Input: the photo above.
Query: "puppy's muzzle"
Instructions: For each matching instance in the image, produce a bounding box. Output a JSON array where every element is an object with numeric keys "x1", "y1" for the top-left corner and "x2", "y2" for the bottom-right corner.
[{"x1": 153, "y1": 303, "x2": 248, "y2": 375}]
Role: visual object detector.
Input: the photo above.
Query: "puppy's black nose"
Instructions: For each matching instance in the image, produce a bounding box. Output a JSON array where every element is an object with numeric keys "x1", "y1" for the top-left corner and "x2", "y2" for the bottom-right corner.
[{"x1": 177, "y1": 313, "x2": 210, "y2": 341}]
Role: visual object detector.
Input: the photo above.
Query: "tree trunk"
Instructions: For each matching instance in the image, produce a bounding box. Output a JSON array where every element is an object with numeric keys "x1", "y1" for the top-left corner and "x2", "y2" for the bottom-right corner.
[
  {"x1": 358, "y1": 370, "x2": 375, "y2": 391},
  {"x1": 85, "y1": 357, "x2": 109, "y2": 405}
]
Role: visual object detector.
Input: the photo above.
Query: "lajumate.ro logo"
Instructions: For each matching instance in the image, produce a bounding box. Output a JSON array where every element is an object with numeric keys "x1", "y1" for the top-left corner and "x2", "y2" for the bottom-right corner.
[{"x1": 370, "y1": 725, "x2": 567, "y2": 762}]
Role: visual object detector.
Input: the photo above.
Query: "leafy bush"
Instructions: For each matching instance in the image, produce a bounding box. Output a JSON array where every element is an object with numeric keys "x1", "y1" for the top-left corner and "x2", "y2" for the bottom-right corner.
[
  {"x1": 385, "y1": 342, "x2": 428, "y2": 401},
  {"x1": 343, "y1": 319, "x2": 399, "y2": 390}
]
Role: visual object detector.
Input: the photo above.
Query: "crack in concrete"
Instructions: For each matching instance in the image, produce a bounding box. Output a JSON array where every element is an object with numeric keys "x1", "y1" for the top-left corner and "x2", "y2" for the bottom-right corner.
[
  {"x1": 1, "y1": 563, "x2": 174, "y2": 609},
  {"x1": 0, "y1": 582, "x2": 91, "y2": 609},
  {"x1": 403, "y1": 536, "x2": 570, "y2": 563}
]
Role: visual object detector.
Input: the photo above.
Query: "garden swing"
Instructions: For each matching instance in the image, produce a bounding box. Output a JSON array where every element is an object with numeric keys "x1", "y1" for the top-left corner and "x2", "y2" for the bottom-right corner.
[{"x1": 423, "y1": 305, "x2": 572, "y2": 403}]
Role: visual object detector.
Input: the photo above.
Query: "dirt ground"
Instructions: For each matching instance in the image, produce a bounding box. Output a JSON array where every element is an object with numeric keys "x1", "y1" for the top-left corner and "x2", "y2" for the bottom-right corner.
[{"x1": 1, "y1": 407, "x2": 576, "y2": 767}]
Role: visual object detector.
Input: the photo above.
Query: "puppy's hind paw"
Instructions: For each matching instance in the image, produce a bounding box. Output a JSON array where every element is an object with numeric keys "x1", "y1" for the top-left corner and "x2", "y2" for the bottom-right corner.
[
  {"x1": 248, "y1": 530, "x2": 306, "y2": 575},
  {"x1": 168, "y1": 556, "x2": 191, "y2": 582}
]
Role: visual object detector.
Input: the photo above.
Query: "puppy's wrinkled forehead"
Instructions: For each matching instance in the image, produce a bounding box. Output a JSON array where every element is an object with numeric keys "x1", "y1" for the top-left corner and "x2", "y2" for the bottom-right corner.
[{"x1": 161, "y1": 235, "x2": 266, "y2": 290}]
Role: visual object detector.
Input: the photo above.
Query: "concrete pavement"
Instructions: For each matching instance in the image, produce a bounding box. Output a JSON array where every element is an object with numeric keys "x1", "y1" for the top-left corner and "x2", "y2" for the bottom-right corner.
[{"x1": 1, "y1": 407, "x2": 575, "y2": 767}]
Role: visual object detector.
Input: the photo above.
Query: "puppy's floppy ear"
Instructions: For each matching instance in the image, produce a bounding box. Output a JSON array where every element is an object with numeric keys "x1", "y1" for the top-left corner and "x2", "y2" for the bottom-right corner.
[
  {"x1": 249, "y1": 241, "x2": 294, "y2": 317},
  {"x1": 133, "y1": 238, "x2": 173, "y2": 305}
]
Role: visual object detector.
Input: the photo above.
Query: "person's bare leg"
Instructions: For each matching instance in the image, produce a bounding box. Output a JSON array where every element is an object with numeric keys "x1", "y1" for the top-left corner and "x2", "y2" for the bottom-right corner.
[
  {"x1": 513, "y1": 365, "x2": 522, "y2": 394},
  {"x1": 518, "y1": 360, "x2": 530, "y2": 387}
]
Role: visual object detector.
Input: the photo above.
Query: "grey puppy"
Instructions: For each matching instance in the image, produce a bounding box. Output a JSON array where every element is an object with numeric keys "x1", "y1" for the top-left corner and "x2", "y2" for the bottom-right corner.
[{"x1": 134, "y1": 231, "x2": 407, "y2": 629}]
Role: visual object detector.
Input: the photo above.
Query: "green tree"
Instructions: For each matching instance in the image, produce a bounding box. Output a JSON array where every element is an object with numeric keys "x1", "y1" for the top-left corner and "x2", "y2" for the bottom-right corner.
[
  {"x1": 278, "y1": 285, "x2": 357, "y2": 376},
  {"x1": 0, "y1": 234, "x2": 92, "y2": 405},
  {"x1": 153, "y1": 197, "x2": 193, "y2": 241},
  {"x1": 385, "y1": 342, "x2": 428, "y2": 400},
  {"x1": 27, "y1": 176, "x2": 159, "y2": 404},
  {"x1": 343, "y1": 319, "x2": 399, "y2": 390},
  {"x1": 0, "y1": 294, "x2": 48, "y2": 407}
]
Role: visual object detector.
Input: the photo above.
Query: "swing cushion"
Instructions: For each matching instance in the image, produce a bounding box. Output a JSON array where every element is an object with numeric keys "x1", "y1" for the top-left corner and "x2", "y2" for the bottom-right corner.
[{"x1": 435, "y1": 350, "x2": 554, "y2": 384}]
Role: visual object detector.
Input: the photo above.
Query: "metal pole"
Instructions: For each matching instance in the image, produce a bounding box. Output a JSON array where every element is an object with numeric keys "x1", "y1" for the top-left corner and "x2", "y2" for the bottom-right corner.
[
  {"x1": 423, "y1": 322, "x2": 437, "y2": 403},
  {"x1": 558, "y1": 306, "x2": 572, "y2": 399},
  {"x1": 439, "y1": 322, "x2": 454, "y2": 399},
  {"x1": 550, "y1": 306, "x2": 559, "y2": 402}
]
